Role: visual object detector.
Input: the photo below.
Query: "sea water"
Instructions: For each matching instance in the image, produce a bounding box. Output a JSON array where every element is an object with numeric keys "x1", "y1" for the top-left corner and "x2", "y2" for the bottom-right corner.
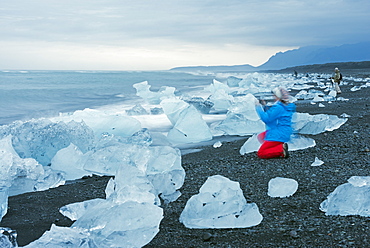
[{"x1": 0, "y1": 70, "x2": 216, "y2": 125}]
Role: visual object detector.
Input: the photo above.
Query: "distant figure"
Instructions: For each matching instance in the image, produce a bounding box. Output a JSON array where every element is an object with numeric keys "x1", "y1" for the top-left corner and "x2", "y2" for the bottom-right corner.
[
  {"x1": 255, "y1": 87, "x2": 296, "y2": 159},
  {"x1": 293, "y1": 70, "x2": 298, "y2": 77},
  {"x1": 332, "y1": 67, "x2": 342, "y2": 94}
]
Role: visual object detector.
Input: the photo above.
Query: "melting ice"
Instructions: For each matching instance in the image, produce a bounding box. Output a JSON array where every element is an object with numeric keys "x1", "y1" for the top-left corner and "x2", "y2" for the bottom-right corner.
[
  {"x1": 320, "y1": 176, "x2": 370, "y2": 216},
  {"x1": 0, "y1": 71, "x2": 363, "y2": 246},
  {"x1": 180, "y1": 175, "x2": 263, "y2": 228},
  {"x1": 311, "y1": 157, "x2": 324, "y2": 166},
  {"x1": 268, "y1": 177, "x2": 298, "y2": 198}
]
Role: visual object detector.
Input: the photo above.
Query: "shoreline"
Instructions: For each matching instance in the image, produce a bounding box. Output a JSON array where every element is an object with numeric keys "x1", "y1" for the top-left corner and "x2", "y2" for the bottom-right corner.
[{"x1": 0, "y1": 73, "x2": 369, "y2": 247}]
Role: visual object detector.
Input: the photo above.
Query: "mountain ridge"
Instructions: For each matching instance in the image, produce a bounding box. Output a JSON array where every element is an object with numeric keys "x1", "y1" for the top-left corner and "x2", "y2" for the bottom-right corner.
[{"x1": 170, "y1": 42, "x2": 370, "y2": 73}]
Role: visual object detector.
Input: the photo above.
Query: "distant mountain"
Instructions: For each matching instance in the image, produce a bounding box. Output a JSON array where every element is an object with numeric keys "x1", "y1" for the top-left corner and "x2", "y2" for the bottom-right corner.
[
  {"x1": 170, "y1": 41, "x2": 370, "y2": 72},
  {"x1": 258, "y1": 42, "x2": 370, "y2": 70}
]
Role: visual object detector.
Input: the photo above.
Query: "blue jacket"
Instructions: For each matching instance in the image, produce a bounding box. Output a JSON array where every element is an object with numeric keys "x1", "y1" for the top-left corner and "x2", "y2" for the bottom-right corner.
[{"x1": 256, "y1": 101, "x2": 296, "y2": 142}]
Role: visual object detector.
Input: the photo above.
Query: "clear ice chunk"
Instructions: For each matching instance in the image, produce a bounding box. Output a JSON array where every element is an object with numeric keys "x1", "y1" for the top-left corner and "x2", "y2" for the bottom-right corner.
[
  {"x1": 161, "y1": 99, "x2": 212, "y2": 145},
  {"x1": 180, "y1": 175, "x2": 263, "y2": 229},
  {"x1": 348, "y1": 176, "x2": 370, "y2": 187},
  {"x1": 133, "y1": 81, "x2": 176, "y2": 104},
  {"x1": 51, "y1": 143, "x2": 92, "y2": 181},
  {"x1": 268, "y1": 177, "x2": 298, "y2": 198},
  {"x1": 226, "y1": 76, "x2": 242, "y2": 87},
  {"x1": 293, "y1": 113, "x2": 347, "y2": 135},
  {"x1": 0, "y1": 119, "x2": 94, "y2": 166},
  {"x1": 311, "y1": 157, "x2": 324, "y2": 166},
  {"x1": 0, "y1": 187, "x2": 9, "y2": 221},
  {"x1": 320, "y1": 177, "x2": 370, "y2": 216},
  {"x1": 33, "y1": 167, "x2": 66, "y2": 192},
  {"x1": 239, "y1": 134, "x2": 260, "y2": 155},
  {"x1": 23, "y1": 224, "x2": 95, "y2": 248},
  {"x1": 59, "y1": 198, "x2": 107, "y2": 221},
  {"x1": 72, "y1": 201, "x2": 163, "y2": 248},
  {"x1": 213, "y1": 141, "x2": 222, "y2": 148},
  {"x1": 183, "y1": 97, "x2": 214, "y2": 114}
]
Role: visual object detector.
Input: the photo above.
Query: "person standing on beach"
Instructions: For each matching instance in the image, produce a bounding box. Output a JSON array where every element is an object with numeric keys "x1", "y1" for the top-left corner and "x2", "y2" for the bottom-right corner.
[
  {"x1": 332, "y1": 67, "x2": 342, "y2": 94},
  {"x1": 255, "y1": 87, "x2": 296, "y2": 159}
]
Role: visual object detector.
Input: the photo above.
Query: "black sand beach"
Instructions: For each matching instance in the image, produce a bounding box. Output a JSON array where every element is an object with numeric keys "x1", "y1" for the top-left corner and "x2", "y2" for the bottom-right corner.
[{"x1": 1, "y1": 69, "x2": 370, "y2": 247}]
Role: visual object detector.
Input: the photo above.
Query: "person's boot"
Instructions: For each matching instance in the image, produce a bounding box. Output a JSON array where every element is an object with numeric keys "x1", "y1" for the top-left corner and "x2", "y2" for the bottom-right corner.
[{"x1": 283, "y1": 143, "x2": 289, "y2": 158}]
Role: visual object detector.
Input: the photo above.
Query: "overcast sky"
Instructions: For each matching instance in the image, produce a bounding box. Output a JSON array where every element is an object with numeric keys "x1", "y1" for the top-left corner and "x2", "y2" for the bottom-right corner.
[{"x1": 1, "y1": 0, "x2": 369, "y2": 70}]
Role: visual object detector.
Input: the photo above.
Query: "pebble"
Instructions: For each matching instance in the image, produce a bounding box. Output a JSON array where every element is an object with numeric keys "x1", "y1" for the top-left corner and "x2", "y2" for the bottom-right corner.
[
  {"x1": 202, "y1": 232, "x2": 213, "y2": 241},
  {"x1": 289, "y1": 230, "x2": 299, "y2": 238}
]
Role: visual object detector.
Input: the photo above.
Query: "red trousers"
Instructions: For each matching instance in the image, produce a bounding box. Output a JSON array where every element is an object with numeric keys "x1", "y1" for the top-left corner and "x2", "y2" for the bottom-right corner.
[{"x1": 257, "y1": 131, "x2": 284, "y2": 159}]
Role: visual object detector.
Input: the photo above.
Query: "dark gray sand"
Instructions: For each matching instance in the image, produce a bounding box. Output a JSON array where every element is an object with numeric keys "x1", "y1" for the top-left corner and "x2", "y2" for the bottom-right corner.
[{"x1": 1, "y1": 71, "x2": 369, "y2": 247}]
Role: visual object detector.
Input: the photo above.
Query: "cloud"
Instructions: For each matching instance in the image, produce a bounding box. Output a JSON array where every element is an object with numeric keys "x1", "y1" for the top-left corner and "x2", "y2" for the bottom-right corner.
[{"x1": 1, "y1": 0, "x2": 369, "y2": 70}]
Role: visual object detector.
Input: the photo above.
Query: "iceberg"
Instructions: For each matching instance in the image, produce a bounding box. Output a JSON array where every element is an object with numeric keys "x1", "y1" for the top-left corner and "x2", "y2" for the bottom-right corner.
[
  {"x1": 107, "y1": 164, "x2": 158, "y2": 205},
  {"x1": 133, "y1": 81, "x2": 176, "y2": 104},
  {"x1": 72, "y1": 201, "x2": 163, "y2": 248},
  {"x1": 106, "y1": 146, "x2": 184, "y2": 205},
  {"x1": 348, "y1": 176, "x2": 370, "y2": 187},
  {"x1": 183, "y1": 97, "x2": 214, "y2": 114},
  {"x1": 211, "y1": 113, "x2": 265, "y2": 136},
  {"x1": 226, "y1": 76, "x2": 242, "y2": 87},
  {"x1": 0, "y1": 135, "x2": 44, "y2": 185},
  {"x1": 166, "y1": 106, "x2": 213, "y2": 144},
  {"x1": 213, "y1": 141, "x2": 222, "y2": 148},
  {"x1": 62, "y1": 109, "x2": 142, "y2": 139},
  {"x1": 55, "y1": 144, "x2": 183, "y2": 247},
  {"x1": 180, "y1": 175, "x2": 263, "y2": 229},
  {"x1": 59, "y1": 198, "x2": 106, "y2": 221},
  {"x1": 287, "y1": 134, "x2": 316, "y2": 151},
  {"x1": 239, "y1": 134, "x2": 260, "y2": 155},
  {"x1": 268, "y1": 177, "x2": 298, "y2": 198},
  {"x1": 0, "y1": 187, "x2": 8, "y2": 222},
  {"x1": 51, "y1": 143, "x2": 92, "y2": 181},
  {"x1": 143, "y1": 146, "x2": 185, "y2": 201},
  {"x1": 205, "y1": 79, "x2": 234, "y2": 112},
  {"x1": 33, "y1": 167, "x2": 66, "y2": 192},
  {"x1": 210, "y1": 94, "x2": 265, "y2": 136},
  {"x1": 293, "y1": 112, "x2": 347, "y2": 135},
  {"x1": 320, "y1": 176, "x2": 370, "y2": 216},
  {"x1": 0, "y1": 135, "x2": 44, "y2": 219},
  {"x1": 81, "y1": 142, "x2": 137, "y2": 176},
  {"x1": 84, "y1": 140, "x2": 184, "y2": 204},
  {"x1": 0, "y1": 119, "x2": 94, "y2": 167},
  {"x1": 311, "y1": 157, "x2": 324, "y2": 166},
  {"x1": 23, "y1": 224, "x2": 95, "y2": 248},
  {"x1": 161, "y1": 98, "x2": 213, "y2": 145},
  {"x1": 229, "y1": 94, "x2": 261, "y2": 121},
  {"x1": 160, "y1": 98, "x2": 190, "y2": 125}
]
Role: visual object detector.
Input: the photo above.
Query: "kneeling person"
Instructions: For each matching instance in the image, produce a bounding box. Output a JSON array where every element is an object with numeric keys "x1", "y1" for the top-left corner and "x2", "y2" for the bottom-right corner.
[{"x1": 255, "y1": 87, "x2": 296, "y2": 159}]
